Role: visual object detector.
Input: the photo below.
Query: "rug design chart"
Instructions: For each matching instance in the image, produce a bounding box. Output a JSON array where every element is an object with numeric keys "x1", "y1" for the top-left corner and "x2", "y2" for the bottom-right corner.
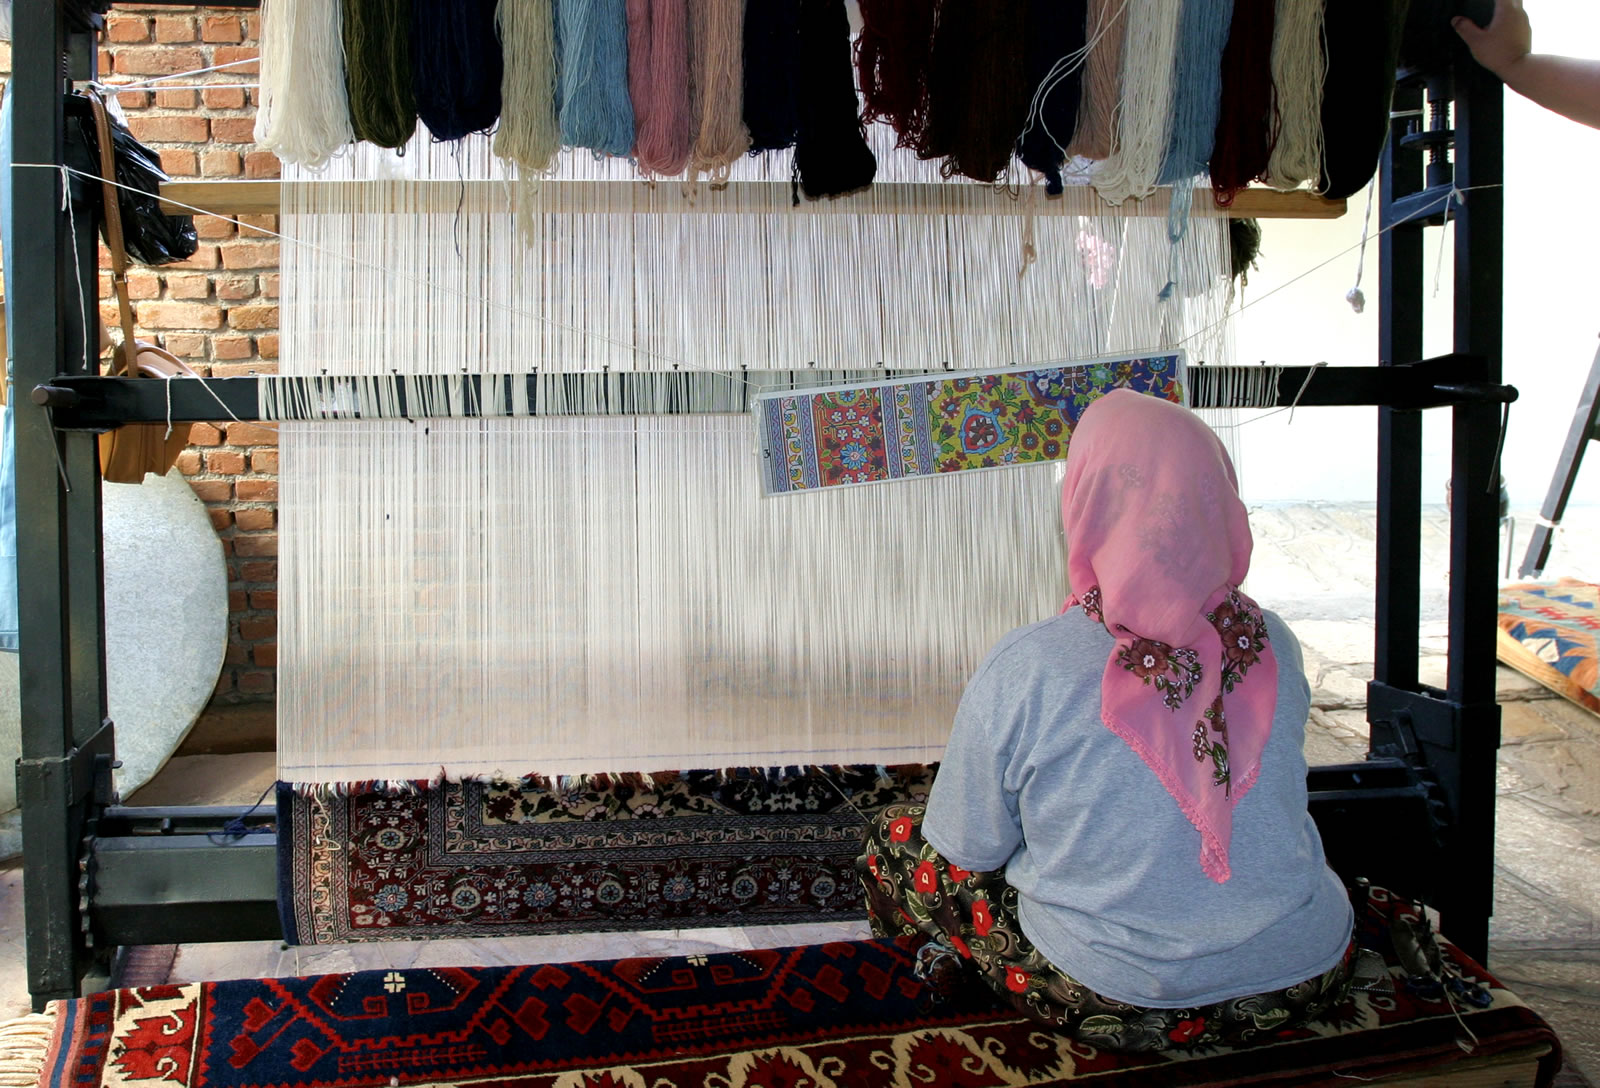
[
  {"x1": 39, "y1": 910, "x2": 1559, "y2": 1088},
  {"x1": 1498, "y1": 579, "x2": 1600, "y2": 715},
  {"x1": 278, "y1": 767, "x2": 935, "y2": 945},
  {"x1": 757, "y1": 353, "x2": 1185, "y2": 495}
]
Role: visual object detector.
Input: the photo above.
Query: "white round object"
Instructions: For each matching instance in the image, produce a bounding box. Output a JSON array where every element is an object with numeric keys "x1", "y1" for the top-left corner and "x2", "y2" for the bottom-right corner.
[{"x1": 0, "y1": 469, "x2": 228, "y2": 856}]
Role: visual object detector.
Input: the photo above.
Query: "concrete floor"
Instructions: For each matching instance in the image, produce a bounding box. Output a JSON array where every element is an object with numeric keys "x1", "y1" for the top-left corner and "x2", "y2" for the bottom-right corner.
[{"x1": 1, "y1": 502, "x2": 1597, "y2": 1083}]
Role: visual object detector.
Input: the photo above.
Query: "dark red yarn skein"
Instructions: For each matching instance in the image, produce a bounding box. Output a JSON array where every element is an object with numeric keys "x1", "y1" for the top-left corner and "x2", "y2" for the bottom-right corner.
[{"x1": 1209, "y1": 0, "x2": 1278, "y2": 205}]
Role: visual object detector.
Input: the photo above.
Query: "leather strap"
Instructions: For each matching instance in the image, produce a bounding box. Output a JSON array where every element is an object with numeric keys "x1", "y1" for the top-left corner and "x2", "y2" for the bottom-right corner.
[{"x1": 87, "y1": 90, "x2": 139, "y2": 379}]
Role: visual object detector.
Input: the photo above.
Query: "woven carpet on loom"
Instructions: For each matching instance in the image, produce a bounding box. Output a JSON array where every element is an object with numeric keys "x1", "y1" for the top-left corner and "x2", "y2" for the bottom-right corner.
[
  {"x1": 30, "y1": 892, "x2": 1561, "y2": 1088},
  {"x1": 1499, "y1": 579, "x2": 1600, "y2": 716},
  {"x1": 277, "y1": 766, "x2": 934, "y2": 944}
]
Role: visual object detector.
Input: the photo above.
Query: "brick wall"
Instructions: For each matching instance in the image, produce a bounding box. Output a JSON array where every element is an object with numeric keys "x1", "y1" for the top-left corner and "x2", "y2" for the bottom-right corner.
[{"x1": 0, "y1": 9, "x2": 283, "y2": 703}]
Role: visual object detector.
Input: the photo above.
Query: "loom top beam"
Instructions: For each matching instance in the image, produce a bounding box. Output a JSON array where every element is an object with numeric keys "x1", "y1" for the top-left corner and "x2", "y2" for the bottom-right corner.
[{"x1": 161, "y1": 180, "x2": 1348, "y2": 221}]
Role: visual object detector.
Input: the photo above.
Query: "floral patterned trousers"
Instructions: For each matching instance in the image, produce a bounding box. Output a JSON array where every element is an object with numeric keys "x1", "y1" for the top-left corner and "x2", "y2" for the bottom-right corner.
[{"x1": 857, "y1": 804, "x2": 1355, "y2": 1053}]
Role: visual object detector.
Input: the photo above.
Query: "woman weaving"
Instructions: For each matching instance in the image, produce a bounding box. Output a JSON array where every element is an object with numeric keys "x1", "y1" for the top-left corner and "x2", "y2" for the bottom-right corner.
[{"x1": 858, "y1": 390, "x2": 1354, "y2": 1052}]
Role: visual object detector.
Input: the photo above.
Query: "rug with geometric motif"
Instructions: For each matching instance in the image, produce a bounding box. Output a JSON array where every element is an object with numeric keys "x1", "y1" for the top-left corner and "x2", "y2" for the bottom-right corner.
[
  {"x1": 277, "y1": 765, "x2": 935, "y2": 945},
  {"x1": 1498, "y1": 579, "x2": 1600, "y2": 716},
  {"x1": 22, "y1": 897, "x2": 1562, "y2": 1088}
]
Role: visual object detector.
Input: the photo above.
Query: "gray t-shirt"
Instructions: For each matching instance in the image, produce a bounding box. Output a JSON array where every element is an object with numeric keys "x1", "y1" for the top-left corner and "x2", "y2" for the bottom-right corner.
[{"x1": 922, "y1": 608, "x2": 1353, "y2": 1009}]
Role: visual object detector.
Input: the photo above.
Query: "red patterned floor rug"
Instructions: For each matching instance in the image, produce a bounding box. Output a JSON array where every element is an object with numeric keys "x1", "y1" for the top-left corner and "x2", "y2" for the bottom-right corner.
[
  {"x1": 22, "y1": 911, "x2": 1561, "y2": 1088},
  {"x1": 277, "y1": 766, "x2": 935, "y2": 944}
]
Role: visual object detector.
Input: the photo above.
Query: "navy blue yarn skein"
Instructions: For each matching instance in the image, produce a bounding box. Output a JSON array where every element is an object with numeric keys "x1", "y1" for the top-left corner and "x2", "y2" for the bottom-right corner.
[
  {"x1": 1017, "y1": 0, "x2": 1088, "y2": 195},
  {"x1": 1320, "y1": 0, "x2": 1413, "y2": 201},
  {"x1": 411, "y1": 0, "x2": 504, "y2": 141},
  {"x1": 744, "y1": 0, "x2": 803, "y2": 153},
  {"x1": 794, "y1": 0, "x2": 876, "y2": 199}
]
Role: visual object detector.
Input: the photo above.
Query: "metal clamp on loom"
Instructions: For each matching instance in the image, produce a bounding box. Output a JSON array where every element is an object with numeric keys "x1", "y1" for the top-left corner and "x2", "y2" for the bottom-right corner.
[{"x1": 1428, "y1": 382, "x2": 1518, "y2": 405}]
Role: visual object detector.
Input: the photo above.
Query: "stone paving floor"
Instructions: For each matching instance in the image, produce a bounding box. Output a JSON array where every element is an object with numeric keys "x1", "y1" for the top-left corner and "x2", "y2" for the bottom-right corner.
[{"x1": 1, "y1": 502, "x2": 1597, "y2": 1082}]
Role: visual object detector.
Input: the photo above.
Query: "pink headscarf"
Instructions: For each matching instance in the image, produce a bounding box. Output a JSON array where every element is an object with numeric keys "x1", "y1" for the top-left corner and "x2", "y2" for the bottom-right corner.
[{"x1": 1061, "y1": 389, "x2": 1278, "y2": 883}]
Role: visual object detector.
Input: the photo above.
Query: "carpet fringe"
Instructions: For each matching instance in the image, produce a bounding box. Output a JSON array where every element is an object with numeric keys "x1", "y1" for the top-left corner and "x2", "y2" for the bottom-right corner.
[{"x1": 0, "y1": 1010, "x2": 56, "y2": 1088}]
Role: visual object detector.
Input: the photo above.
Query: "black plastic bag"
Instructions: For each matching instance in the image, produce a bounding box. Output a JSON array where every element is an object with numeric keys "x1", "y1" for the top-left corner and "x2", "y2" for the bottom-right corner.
[{"x1": 63, "y1": 93, "x2": 198, "y2": 266}]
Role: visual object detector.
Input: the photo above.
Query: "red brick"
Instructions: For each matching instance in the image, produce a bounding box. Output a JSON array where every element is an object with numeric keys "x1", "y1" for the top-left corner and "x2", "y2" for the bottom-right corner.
[
  {"x1": 252, "y1": 643, "x2": 278, "y2": 668},
  {"x1": 200, "y1": 150, "x2": 242, "y2": 178},
  {"x1": 161, "y1": 333, "x2": 205, "y2": 357},
  {"x1": 233, "y1": 533, "x2": 278, "y2": 558},
  {"x1": 259, "y1": 274, "x2": 280, "y2": 299},
  {"x1": 207, "y1": 449, "x2": 246, "y2": 474},
  {"x1": 202, "y1": 15, "x2": 245, "y2": 43},
  {"x1": 201, "y1": 86, "x2": 247, "y2": 110},
  {"x1": 210, "y1": 362, "x2": 275, "y2": 377},
  {"x1": 212, "y1": 46, "x2": 260, "y2": 74},
  {"x1": 241, "y1": 15, "x2": 258, "y2": 40},
  {"x1": 106, "y1": 15, "x2": 151, "y2": 42},
  {"x1": 237, "y1": 671, "x2": 275, "y2": 695},
  {"x1": 189, "y1": 480, "x2": 233, "y2": 503},
  {"x1": 127, "y1": 115, "x2": 209, "y2": 144},
  {"x1": 190, "y1": 423, "x2": 223, "y2": 447},
  {"x1": 223, "y1": 644, "x2": 247, "y2": 667},
  {"x1": 237, "y1": 214, "x2": 277, "y2": 237},
  {"x1": 221, "y1": 242, "x2": 279, "y2": 270},
  {"x1": 214, "y1": 277, "x2": 254, "y2": 301},
  {"x1": 210, "y1": 117, "x2": 257, "y2": 145},
  {"x1": 154, "y1": 89, "x2": 197, "y2": 110},
  {"x1": 226, "y1": 422, "x2": 279, "y2": 447},
  {"x1": 166, "y1": 245, "x2": 219, "y2": 271},
  {"x1": 227, "y1": 304, "x2": 278, "y2": 330},
  {"x1": 136, "y1": 301, "x2": 223, "y2": 330},
  {"x1": 113, "y1": 47, "x2": 206, "y2": 77},
  {"x1": 115, "y1": 90, "x2": 151, "y2": 111},
  {"x1": 152, "y1": 15, "x2": 197, "y2": 43},
  {"x1": 158, "y1": 148, "x2": 199, "y2": 177},
  {"x1": 207, "y1": 508, "x2": 232, "y2": 532},
  {"x1": 248, "y1": 590, "x2": 278, "y2": 610},
  {"x1": 240, "y1": 560, "x2": 277, "y2": 582},
  {"x1": 236, "y1": 480, "x2": 278, "y2": 502},
  {"x1": 243, "y1": 152, "x2": 280, "y2": 180},
  {"x1": 213, "y1": 334, "x2": 253, "y2": 360},
  {"x1": 124, "y1": 271, "x2": 161, "y2": 300},
  {"x1": 195, "y1": 215, "x2": 236, "y2": 241},
  {"x1": 174, "y1": 449, "x2": 202, "y2": 476},
  {"x1": 251, "y1": 449, "x2": 279, "y2": 474},
  {"x1": 234, "y1": 507, "x2": 276, "y2": 531},
  {"x1": 228, "y1": 589, "x2": 247, "y2": 613},
  {"x1": 255, "y1": 334, "x2": 279, "y2": 359},
  {"x1": 238, "y1": 616, "x2": 276, "y2": 641},
  {"x1": 98, "y1": 302, "x2": 123, "y2": 332},
  {"x1": 166, "y1": 273, "x2": 211, "y2": 299}
]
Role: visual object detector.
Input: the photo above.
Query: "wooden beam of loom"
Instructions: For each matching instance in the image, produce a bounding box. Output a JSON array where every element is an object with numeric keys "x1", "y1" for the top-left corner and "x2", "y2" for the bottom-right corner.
[{"x1": 161, "y1": 180, "x2": 1346, "y2": 220}]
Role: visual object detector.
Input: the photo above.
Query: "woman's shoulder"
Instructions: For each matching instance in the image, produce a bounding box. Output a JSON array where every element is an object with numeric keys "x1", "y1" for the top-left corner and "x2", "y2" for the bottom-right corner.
[{"x1": 970, "y1": 609, "x2": 1112, "y2": 686}]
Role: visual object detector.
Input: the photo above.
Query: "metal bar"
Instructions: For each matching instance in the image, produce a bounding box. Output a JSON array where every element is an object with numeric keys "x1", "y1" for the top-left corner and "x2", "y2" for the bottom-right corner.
[
  {"x1": 1519, "y1": 344, "x2": 1600, "y2": 577},
  {"x1": 91, "y1": 835, "x2": 281, "y2": 947}
]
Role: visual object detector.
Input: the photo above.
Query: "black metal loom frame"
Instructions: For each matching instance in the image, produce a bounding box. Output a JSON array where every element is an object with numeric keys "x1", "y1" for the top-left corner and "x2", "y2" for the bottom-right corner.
[{"x1": 12, "y1": 0, "x2": 1511, "y2": 1008}]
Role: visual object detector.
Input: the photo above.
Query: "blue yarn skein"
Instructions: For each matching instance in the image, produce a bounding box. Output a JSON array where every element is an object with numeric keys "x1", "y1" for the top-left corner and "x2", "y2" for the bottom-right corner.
[
  {"x1": 559, "y1": 0, "x2": 636, "y2": 157},
  {"x1": 1158, "y1": 0, "x2": 1233, "y2": 185}
]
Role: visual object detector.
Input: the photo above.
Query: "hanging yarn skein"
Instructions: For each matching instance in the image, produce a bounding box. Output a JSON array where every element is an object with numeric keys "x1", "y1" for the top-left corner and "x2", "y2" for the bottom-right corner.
[
  {"x1": 342, "y1": 0, "x2": 416, "y2": 150},
  {"x1": 689, "y1": 0, "x2": 752, "y2": 181},
  {"x1": 559, "y1": 0, "x2": 636, "y2": 156},
  {"x1": 628, "y1": 0, "x2": 693, "y2": 175},
  {"x1": 1157, "y1": 0, "x2": 1232, "y2": 186},
  {"x1": 920, "y1": 0, "x2": 1031, "y2": 181},
  {"x1": 1263, "y1": 0, "x2": 1325, "y2": 191},
  {"x1": 496, "y1": 0, "x2": 562, "y2": 173},
  {"x1": 255, "y1": 0, "x2": 354, "y2": 168},
  {"x1": 1065, "y1": 0, "x2": 1129, "y2": 161},
  {"x1": 412, "y1": 0, "x2": 503, "y2": 141},
  {"x1": 1017, "y1": 0, "x2": 1089, "y2": 195},
  {"x1": 793, "y1": 0, "x2": 876, "y2": 198},
  {"x1": 1208, "y1": 0, "x2": 1278, "y2": 204},
  {"x1": 854, "y1": 0, "x2": 939, "y2": 151},
  {"x1": 1321, "y1": 0, "x2": 1414, "y2": 200},
  {"x1": 743, "y1": 0, "x2": 802, "y2": 152},
  {"x1": 1092, "y1": 0, "x2": 1183, "y2": 206}
]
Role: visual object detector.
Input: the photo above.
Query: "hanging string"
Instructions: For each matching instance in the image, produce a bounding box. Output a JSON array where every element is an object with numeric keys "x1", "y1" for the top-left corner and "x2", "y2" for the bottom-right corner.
[
  {"x1": 855, "y1": 0, "x2": 939, "y2": 152},
  {"x1": 1346, "y1": 177, "x2": 1378, "y2": 312},
  {"x1": 919, "y1": 0, "x2": 1031, "y2": 182},
  {"x1": 1208, "y1": 0, "x2": 1278, "y2": 204},
  {"x1": 1263, "y1": 0, "x2": 1325, "y2": 191},
  {"x1": 1016, "y1": 0, "x2": 1089, "y2": 195},
  {"x1": 1320, "y1": 0, "x2": 1409, "y2": 200},
  {"x1": 496, "y1": 0, "x2": 562, "y2": 173},
  {"x1": 342, "y1": 0, "x2": 416, "y2": 150},
  {"x1": 412, "y1": 0, "x2": 503, "y2": 141},
  {"x1": 793, "y1": 0, "x2": 877, "y2": 199},
  {"x1": 628, "y1": 0, "x2": 693, "y2": 176},
  {"x1": 1065, "y1": 0, "x2": 1129, "y2": 161},
  {"x1": 1091, "y1": 0, "x2": 1183, "y2": 205},
  {"x1": 743, "y1": 0, "x2": 802, "y2": 153},
  {"x1": 558, "y1": 0, "x2": 636, "y2": 156},
  {"x1": 253, "y1": 0, "x2": 353, "y2": 169},
  {"x1": 689, "y1": 0, "x2": 751, "y2": 182}
]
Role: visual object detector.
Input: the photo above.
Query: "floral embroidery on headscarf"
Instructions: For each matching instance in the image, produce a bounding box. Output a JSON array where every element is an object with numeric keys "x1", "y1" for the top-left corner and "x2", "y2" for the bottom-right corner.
[
  {"x1": 1209, "y1": 590, "x2": 1267, "y2": 691},
  {"x1": 1116, "y1": 638, "x2": 1202, "y2": 711}
]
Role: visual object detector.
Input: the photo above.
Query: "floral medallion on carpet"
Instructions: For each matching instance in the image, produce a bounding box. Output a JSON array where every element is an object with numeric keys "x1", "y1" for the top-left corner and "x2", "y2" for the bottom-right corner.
[
  {"x1": 278, "y1": 765, "x2": 935, "y2": 944},
  {"x1": 29, "y1": 904, "x2": 1560, "y2": 1088}
]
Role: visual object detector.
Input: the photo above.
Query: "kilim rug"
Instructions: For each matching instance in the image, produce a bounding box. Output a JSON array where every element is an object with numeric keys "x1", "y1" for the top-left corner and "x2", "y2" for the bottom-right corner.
[
  {"x1": 753, "y1": 353, "x2": 1184, "y2": 495},
  {"x1": 18, "y1": 898, "x2": 1561, "y2": 1088},
  {"x1": 278, "y1": 765, "x2": 935, "y2": 944},
  {"x1": 1498, "y1": 579, "x2": 1600, "y2": 715}
]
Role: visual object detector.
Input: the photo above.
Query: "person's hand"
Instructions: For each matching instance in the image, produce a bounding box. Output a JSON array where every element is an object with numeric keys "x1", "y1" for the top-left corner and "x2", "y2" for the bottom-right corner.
[{"x1": 1453, "y1": 0, "x2": 1533, "y2": 78}]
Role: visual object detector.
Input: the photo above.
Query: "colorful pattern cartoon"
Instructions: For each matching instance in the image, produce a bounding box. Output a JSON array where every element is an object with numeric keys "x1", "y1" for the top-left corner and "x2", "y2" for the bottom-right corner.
[{"x1": 759, "y1": 353, "x2": 1185, "y2": 494}]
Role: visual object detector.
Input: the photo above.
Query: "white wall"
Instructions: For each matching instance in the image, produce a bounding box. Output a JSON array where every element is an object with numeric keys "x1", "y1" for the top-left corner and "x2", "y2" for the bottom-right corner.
[{"x1": 1233, "y1": 2, "x2": 1600, "y2": 508}]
